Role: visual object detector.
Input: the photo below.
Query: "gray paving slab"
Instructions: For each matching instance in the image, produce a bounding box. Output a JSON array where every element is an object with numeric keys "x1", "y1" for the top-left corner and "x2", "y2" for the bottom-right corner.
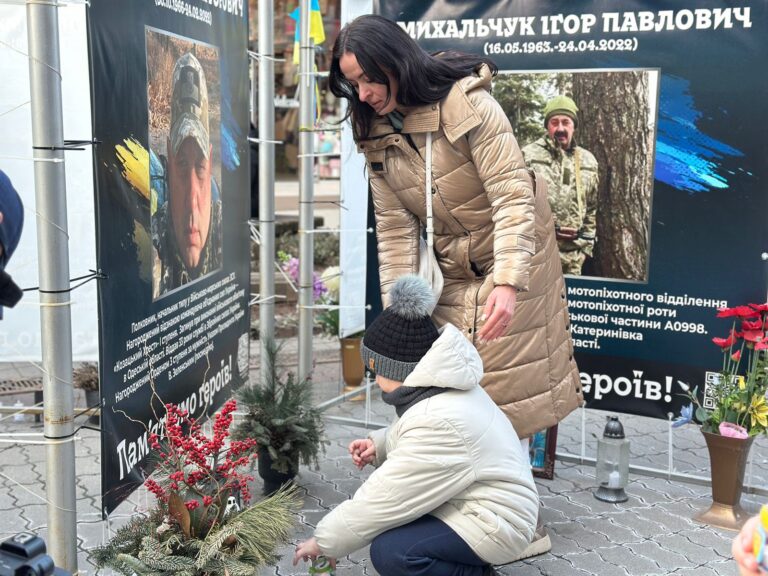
[{"x1": 1, "y1": 340, "x2": 767, "y2": 575}]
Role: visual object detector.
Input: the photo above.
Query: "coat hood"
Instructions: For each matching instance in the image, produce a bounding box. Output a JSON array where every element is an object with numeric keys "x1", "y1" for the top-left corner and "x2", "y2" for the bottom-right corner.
[{"x1": 402, "y1": 323, "x2": 483, "y2": 391}]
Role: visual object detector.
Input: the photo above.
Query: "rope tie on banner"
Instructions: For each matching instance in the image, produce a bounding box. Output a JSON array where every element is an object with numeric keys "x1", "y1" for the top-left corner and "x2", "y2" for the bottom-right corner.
[
  {"x1": 247, "y1": 50, "x2": 285, "y2": 63},
  {"x1": 0, "y1": 38, "x2": 61, "y2": 79},
  {"x1": 0, "y1": 156, "x2": 64, "y2": 163},
  {"x1": 25, "y1": 205, "x2": 69, "y2": 237},
  {"x1": 0, "y1": 101, "x2": 30, "y2": 119},
  {"x1": 32, "y1": 138, "x2": 100, "y2": 151},
  {"x1": 1, "y1": 139, "x2": 99, "y2": 161},
  {"x1": 249, "y1": 293, "x2": 285, "y2": 307},
  {"x1": 303, "y1": 200, "x2": 349, "y2": 211},
  {"x1": 247, "y1": 136, "x2": 284, "y2": 145},
  {"x1": 0, "y1": 400, "x2": 44, "y2": 424},
  {"x1": 0, "y1": 471, "x2": 76, "y2": 512},
  {"x1": 302, "y1": 227, "x2": 373, "y2": 235},
  {"x1": 0, "y1": 434, "x2": 77, "y2": 446},
  {"x1": 298, "y1": 126, "x2": 342, "y2": 133},
  {"x1": 21, "y1": 269, "x2": 106, "y2": 293}
]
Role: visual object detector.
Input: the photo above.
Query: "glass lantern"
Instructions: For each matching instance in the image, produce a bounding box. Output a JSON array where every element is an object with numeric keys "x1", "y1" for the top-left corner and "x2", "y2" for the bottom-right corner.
[{"x1": 594, "y1": 416, "x2": 630, "y2": 503}]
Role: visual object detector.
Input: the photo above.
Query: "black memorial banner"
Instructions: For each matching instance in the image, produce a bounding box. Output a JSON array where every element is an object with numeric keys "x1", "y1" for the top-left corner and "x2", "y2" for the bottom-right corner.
[
  {"x1": 373, "y1": 1, "x2": 767, "y2": 421},
  {"x1": 89, "y1": 0, "x2": 250, "y2": 515}
]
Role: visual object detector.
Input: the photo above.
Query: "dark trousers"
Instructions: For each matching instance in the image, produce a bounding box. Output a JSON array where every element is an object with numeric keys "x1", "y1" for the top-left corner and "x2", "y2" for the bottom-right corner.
[{"x1": 370, "y1": 515, "x2": 488, "y2": 576}]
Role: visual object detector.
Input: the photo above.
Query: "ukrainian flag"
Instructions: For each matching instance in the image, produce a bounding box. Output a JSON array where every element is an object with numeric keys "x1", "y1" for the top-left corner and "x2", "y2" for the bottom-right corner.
[
  {"x1": 290, "y1": 0, "x2": 325, "y2": 119},
  {"x1": 290, "y1": 0, "x2": 325, "y2": 64}
]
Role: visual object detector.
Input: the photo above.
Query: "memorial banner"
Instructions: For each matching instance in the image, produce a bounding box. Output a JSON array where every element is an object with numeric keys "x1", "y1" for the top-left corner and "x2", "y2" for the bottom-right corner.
[
  {"x1": 89, "y1": 0, "x2": 250, "y2": 514},
  {"x1": 373, "y1": 1, "x2": 767, "y2": 420}
]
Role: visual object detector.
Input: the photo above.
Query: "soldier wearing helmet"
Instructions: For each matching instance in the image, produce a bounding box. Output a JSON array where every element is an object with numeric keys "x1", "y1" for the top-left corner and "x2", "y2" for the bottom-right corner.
[
  {"x1": 151, "y1": 52, "x2": 222, "y2": 298},
  {"x1": 522, "y1": 95, "x2": 598, "y2": 276}
]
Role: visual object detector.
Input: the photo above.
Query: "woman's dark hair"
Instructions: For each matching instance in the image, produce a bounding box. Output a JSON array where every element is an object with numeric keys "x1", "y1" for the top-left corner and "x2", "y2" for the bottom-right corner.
[{"x1": 329, "y1": 15, "x2": 497, "y2": 140}]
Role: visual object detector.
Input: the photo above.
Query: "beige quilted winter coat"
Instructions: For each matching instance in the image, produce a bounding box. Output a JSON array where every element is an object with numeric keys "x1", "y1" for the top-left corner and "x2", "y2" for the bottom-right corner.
[{"x1": 358, "y1": 65, "x2": 583, "y2": 438}]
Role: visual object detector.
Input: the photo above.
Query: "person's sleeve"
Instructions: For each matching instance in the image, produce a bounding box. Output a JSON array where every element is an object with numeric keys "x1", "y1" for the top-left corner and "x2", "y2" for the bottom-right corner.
[
  {"x1": 466, "y1": 89, "x2": 536, "y2": 291},
  {"x1": 367, "y1": 427, "x2": 389, "y2": 467},
  {"x1": 370, "y1": 175, "x2": 420, "y2": 306},
  {"x1": 580, "y1": 164, "x2": 598, "y2": 257},
  {"x1": 313, "y1": 418, "x2": 475, "y2": 559}
]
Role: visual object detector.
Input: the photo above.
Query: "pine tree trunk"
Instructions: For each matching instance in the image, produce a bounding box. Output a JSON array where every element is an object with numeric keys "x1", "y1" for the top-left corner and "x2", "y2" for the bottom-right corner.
[{"x1": 572, "y1": 71, "x2": 653, "y2": 281}]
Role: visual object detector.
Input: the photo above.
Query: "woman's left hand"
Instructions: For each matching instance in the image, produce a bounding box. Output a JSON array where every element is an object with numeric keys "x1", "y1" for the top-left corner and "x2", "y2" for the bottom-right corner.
[
  {"x1": 477, "y1": 285, "x2": 517, "y2": 342},
  {"x1": 293, "y1": 537, "x2": 322, "y2": 565}
]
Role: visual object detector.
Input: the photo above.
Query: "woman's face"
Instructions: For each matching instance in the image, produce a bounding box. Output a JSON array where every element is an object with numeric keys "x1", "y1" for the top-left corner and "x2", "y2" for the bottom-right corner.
[{"x1": 339, "y1": 52, "x2": 399, "y2": 115}]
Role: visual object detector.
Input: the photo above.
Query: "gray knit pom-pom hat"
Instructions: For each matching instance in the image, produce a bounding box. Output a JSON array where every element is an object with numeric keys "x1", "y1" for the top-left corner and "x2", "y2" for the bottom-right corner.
[{"x1": 361, "y1": 275, "x2": 439, "y2": 382}]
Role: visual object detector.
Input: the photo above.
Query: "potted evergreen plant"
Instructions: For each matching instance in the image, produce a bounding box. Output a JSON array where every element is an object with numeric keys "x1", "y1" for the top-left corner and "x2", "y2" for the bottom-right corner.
[{"x1": 233, "y1": 340, "x2": 327, "y2": 495}]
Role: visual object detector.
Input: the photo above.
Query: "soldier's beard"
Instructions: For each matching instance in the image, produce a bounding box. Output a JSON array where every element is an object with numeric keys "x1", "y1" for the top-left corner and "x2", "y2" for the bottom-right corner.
[{"x1": 553, "y1": 131, "x2": 572, "y2": 149}]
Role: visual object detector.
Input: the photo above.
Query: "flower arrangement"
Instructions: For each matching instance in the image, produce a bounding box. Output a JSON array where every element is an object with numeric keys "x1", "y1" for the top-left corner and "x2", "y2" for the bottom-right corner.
[
  {"x1": 90, "y1": 399, "x2": 298, "y2": 575},
  {"x1": 674, "y1": 302, "x2": 768, "y2": 438},
  {"x1": 278, "y1": 251, "x2": 327, "y2": 301}
]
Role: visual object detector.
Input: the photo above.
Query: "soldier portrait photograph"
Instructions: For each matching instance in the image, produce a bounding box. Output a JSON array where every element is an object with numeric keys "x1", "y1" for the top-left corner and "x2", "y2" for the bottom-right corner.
[
  {"x1": 147, "y1": 30, "x2": 223, "y2": 300},
  {"x1": 494, "y1": 69, "x2": 658, "y2": 282}
]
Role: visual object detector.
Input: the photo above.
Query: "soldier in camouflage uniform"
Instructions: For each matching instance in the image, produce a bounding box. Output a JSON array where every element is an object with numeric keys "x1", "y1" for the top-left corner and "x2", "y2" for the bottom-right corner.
[
  {"x1": 152, "y1": 52, "x2": 222, "y2": 298},
  {"x1": 522, "y1": 96, "x2": 598, "y2": 276}
]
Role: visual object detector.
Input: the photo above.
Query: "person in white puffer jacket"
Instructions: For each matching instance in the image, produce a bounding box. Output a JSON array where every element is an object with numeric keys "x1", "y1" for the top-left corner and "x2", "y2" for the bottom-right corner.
[{"x1": 294, "y1": 275, "x2": 539, "y2": 576}]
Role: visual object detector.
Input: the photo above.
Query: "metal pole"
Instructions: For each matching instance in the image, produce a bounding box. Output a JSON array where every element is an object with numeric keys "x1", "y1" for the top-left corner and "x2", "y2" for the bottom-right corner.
[
  {"x1": 26, "y1": 2, "x2": 77, "y2": 572},
  {"x1": 258, "y1": 0, "x2": 276, "y2": 380},
  {"x1": 297, "y1": 0, "x2": 314, "y2": 383}
]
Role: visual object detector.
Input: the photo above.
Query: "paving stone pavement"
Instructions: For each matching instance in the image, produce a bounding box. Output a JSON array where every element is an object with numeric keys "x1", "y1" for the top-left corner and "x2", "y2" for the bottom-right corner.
[{"x1": 1, "y1": 340, "x2": 766, "y2": 575}]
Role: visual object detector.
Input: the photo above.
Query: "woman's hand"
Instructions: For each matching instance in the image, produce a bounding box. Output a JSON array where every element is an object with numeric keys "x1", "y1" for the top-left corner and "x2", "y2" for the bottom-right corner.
[
  {"x1": 349, "y1": 438, "x2": 376, "y2": 470},
  {"x1": 293, "y1": 537, "x2": 323, "y2": 565},
  {"x1": 477, "y1": 285, "x2": 517, "y2": 342},
  {"x1": 733, "y1": 515, "x2": 766, "y2": 575}
]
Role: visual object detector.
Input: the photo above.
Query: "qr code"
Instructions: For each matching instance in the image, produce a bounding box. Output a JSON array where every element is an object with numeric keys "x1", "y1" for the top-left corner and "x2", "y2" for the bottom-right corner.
[
  {"x1": 703, "y1": 371, "x2": 742, "y2": 410},
  {"x1": 702, "y1": 371, "x2": 720, "y2": 410}
]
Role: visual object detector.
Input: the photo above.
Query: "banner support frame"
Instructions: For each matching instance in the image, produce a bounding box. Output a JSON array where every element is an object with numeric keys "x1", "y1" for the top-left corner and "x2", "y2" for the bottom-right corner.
[{"x1": 26, "y1": 0, "x2": 78, "y2": 571}]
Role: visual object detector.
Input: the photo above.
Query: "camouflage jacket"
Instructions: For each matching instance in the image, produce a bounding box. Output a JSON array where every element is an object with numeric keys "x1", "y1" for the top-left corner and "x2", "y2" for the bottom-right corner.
[
  {"x1": 522, "y1": 136, "x2": 598, "y2": 255},
  {"x1": 151, "y1": 199, "x2": 222, "y2": 298}
]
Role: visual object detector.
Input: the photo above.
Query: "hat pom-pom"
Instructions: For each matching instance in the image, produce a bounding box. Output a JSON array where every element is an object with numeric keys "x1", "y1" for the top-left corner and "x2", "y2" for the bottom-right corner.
[{"x1": 388, "y1": 275, "x2": 435, "y2": 320}]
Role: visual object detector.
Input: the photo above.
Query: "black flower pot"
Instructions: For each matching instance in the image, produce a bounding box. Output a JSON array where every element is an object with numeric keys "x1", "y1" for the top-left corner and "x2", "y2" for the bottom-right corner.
[{"x1": 258, "y1": 448, "x2": 297, "y2": 496}]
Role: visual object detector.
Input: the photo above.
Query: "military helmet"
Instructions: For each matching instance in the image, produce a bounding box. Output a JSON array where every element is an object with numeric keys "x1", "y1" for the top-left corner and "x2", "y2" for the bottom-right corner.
[
  {"x1": 543, "y1": 95, "x2": 578, "y2": 127},
  {"x1": 170, "y1": 52, "x2": 210, "y2": 160}
]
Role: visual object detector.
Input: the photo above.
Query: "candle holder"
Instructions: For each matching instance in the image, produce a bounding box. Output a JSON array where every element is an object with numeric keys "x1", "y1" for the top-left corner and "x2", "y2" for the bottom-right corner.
[{"x1": 594, "y1": 416, "x2": 630, "y2": 503}]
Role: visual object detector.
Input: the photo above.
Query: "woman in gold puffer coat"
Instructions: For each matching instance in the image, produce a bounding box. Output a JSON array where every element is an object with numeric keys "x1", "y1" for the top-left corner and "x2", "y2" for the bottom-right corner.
[{"x1": 329, "y1": 15, "x2": 583, "y2": 440}]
